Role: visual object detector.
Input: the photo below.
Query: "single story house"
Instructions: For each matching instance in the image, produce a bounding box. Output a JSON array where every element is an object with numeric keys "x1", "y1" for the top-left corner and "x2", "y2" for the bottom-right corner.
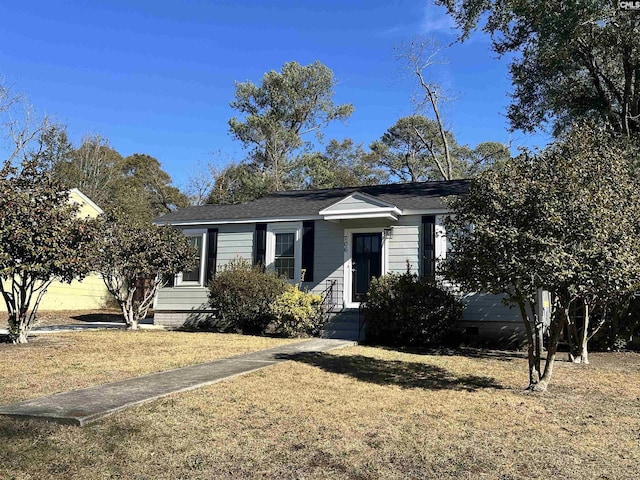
[
  {"x1": 1, "y1": 188, "x2": 113, "y2": 313},
  {"x1": 154, "y1": 180, "x2": 523, "y2": 343}
]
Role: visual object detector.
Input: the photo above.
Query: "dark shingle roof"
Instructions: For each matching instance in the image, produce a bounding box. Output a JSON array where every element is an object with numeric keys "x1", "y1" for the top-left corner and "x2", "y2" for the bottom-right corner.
[{"x1": 156, "y1": 180, "x2": 470, "y2": 224}]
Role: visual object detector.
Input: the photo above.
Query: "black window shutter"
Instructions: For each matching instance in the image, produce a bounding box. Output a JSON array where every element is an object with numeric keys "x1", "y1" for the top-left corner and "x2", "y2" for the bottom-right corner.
[
  {"x1": 422, "y1": 215, "x2": 436, "y2": 279},
  {"x1": 254, "y1": 223, "x2": 267, "y2": 266},
  {"x1": 301, "y1": 220, "x2": 315, "y2": 282},
  {"x1": 205, "y1": 228, "x2": 218, "y2": 283}
]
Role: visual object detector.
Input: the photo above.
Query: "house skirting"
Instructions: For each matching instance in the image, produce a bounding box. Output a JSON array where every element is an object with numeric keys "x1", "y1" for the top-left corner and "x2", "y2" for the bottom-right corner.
[
  {"x1": 456, "y1": 320, "x2": 526, "y2": 347},
  {"x1": 154, "y1": 310, "x2": 217, "y2": 328}
]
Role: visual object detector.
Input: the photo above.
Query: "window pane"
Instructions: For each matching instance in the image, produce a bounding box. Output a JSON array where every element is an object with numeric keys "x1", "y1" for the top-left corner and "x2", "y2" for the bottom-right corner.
[
  {"x1": 274, "y1": 232, "x2": 295, "y2": 279},
  {"x1": 275, "y1": 233, "x2": 295, "y2": 257},
  {"x1": 182, "y1": 236, "x2": 202, "y2": 282},
  {"x1": 275, "y1": 257, "x2": 295, "y2": 279},
  {"x1": 371, "y1": 235, "x2": 380, "y2": 253}
]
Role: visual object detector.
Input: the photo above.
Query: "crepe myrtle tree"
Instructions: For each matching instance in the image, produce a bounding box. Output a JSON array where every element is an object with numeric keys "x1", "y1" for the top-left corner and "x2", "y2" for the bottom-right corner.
[
  {"x1": 445, "y1": 123, "x2": 640, "y2": 391},
  {"x1": 0, "y1": 157, "x2": 99, "y2": 344},
  {"x1": 444, "y1": 153, "x2": 550, "y2": 390},
  {"x1": 97, "y1": 216, "x2": 196, "y2": 329}
]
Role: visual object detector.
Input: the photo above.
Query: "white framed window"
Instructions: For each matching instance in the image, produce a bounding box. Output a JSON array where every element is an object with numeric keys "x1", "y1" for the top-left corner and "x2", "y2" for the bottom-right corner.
[
  {"x1": 176, "y1": 229, "x2": 207, "y2": 286},
  {"x1": 266, "y1": 222, "x2": 302, "y2": 282}
]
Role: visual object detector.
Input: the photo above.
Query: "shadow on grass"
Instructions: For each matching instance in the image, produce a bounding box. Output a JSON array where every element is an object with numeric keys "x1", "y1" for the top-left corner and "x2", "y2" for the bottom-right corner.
[
  {"x1": 278, "y1": 352, "x2": 504, "y2": 392},
  {"x1": 70, "y1": 313, "x2": 154, "y2": 325},
  {"x1": 71, "y1": 313, "x2": 125, "y2": 323},
  {"x1": 0, "y1": 417, "x2": 58, "y2": 439},
  {"x1": 377, "y1": 345, "x2": 526, "y2": 363}
]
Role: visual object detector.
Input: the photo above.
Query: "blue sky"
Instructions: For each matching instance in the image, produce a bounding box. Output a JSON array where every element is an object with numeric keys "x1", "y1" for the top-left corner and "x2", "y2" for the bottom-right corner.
[{"x1": 0, "y1": 0, "x2": 549, "y2": 189}]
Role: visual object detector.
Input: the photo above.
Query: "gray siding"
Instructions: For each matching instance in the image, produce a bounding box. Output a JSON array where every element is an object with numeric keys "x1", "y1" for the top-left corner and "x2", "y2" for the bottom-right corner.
[
  {"x1": 216, "y1": 223, "x2": 254, "y2": 268},
  {"x1": 155, "y1": 224, "x2": 254, "y2": 326},
  {"x1": 462, "y1": 293, "x2": 521, "y2": 323},
  {"x1": 388, "y1": 215, "x2": 421, "y2": 273},
  {"x1": 302, "y1": 220, "x2": 344, "y2": 306},
  {"x1": 327, "y1": 195, "x2": 380, "y2": 212},
  {"x1": 459, "y1": 292, "x2": 525, "y2": 346},
  {"x1": 155, "y1": 218, "x2": 524, "y2": 342},
  {"x1": 155, "y1": 287, "x2": 209, "y2": 311}
]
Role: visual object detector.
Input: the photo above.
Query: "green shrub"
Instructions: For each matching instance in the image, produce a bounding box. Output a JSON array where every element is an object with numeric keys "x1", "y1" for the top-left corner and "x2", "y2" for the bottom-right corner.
[
  {"x1": 270, "y1": 284, "x2": 324, "y2": 337},
  {"x1": 208, "y1": 257, "x2": 288, "y2": 334},
  {"x1": 364, "y1": 271, "x2": 462, "y2": 346}
]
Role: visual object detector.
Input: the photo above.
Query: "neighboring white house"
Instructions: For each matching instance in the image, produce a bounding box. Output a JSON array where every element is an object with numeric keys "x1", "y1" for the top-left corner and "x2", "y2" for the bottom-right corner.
[{"x1": 153, "y1": 180, "x2": 523, "y2": 343}]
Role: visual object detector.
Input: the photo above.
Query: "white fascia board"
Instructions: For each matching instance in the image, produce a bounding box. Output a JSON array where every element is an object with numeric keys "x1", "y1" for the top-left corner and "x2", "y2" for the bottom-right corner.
[
  {"x1": 321, "y1": 206, "x2": 402, "y2": 217},
  {"x1": 400, "y1": 208, "x2": 451, "y2": 215},
  {"x1": 319, "y1": 192, "x2": 400, "y2": 215},
  {"x1": 154, "y1": 215, "x2": 323, "y2": 226},
  {"x1": 323, "y1": 212, "x2": 399, "y2": 221}
]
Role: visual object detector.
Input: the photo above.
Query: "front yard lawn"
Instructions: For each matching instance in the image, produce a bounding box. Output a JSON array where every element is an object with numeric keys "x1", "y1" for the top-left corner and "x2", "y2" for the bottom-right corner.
[
  {"x1": 0, "y1": 332, "x2": 638, "y2": 479},
  {"x1": 0, "y1": 330, "x2": 297, "y2": 404}
]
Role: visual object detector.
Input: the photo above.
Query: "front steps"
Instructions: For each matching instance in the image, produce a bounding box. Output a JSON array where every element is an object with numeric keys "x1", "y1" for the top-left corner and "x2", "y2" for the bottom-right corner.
[{"x1": 321, "y1": 309, "x2": 363, "y2": 341}]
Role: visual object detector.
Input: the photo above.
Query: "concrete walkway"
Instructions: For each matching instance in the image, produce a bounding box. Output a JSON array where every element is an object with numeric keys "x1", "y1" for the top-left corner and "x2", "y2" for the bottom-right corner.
[{"x1": 0, "y1": 338, "x2": 354, "y2": 426}]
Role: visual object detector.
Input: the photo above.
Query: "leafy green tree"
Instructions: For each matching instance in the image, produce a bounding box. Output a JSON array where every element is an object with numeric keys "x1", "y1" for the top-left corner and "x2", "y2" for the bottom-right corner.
[
  {"x1": 204, "y1": 140, "x2": 386, "y2": 204},
  {"x1": 367, "y1": 115, "x2": 509, "y2": 181},
  {"x1": 114, "y1": 153, "x2": 189, "y2": 222},
  {"x1": 368, "y1": 116, "x2": 448, "y2": 182},
  {"x1": 445, "y1": 123, "x2": 640, "y2": 390},
  {"x1": 206, "y1": 162, "x2": 273, "y2": 205},
  {"x1": 28, "y1": 124, "x2": 73, "y2": 170},
  {"x1": 436, "y1": 0, "x2": 640, "y2": 136},
  {"x1": 446, "y1": 154, "x2": 547, "y2": 389},
  {"x1": 54, "y1": 146, "x2": 187, "y2": 223},
  {"x1": 0, "y1": 155, "x2": 99, "y2": 343},
  {"x1": 457, "y1": 141, "x2": 510, "y2": 177},
  {"x1": 0, "y1": 84, "x2": 98, "y2": 343},
  {"x1": 294, "y1": 138, "x2": 388, "y2": 189},
  {"x1": 534, "y1": 126, "x2": 640, "y2": 364},
  {"x1": 96, "y1": 215, "x2": 196, "y2": 329},
  {"x1": 228, "y1": 61, "x2": 354, "y2": 191}
]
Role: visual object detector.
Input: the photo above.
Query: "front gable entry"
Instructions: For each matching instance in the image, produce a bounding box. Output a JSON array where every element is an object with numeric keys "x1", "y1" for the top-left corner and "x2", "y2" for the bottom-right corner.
[{"x1": 319, "y1": 192, "x2": 401, "y2": 222}]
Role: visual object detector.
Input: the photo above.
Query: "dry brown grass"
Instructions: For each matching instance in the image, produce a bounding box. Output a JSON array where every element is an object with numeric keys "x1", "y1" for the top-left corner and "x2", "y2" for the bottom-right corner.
[
  {"x1": 1, "y1": 340, "x2": 639, "y2": 479},
  {"x1": 2, "y1": 309, "x2": 141, "y2": 328},
  {"x1": 0, "y1": 330, "x2": 297, "y2": 404}
]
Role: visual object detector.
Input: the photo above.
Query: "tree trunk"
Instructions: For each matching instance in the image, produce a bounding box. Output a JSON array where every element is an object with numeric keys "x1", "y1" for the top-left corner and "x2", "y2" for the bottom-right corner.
[
  {"x1": 517, "y1": 298, "x2": 541, "y2": 387},
  {"x1": 572, "y1": 300, "x2": 590, "y2": 364},
  {"x1": 533, "y1": 306, "x2": 566, "y2": 392},
  {"x1": 121, "y1": 300, "x2": 139, "y2": 330},
  {"x1": 7, "y1": 315, "x2": 29, "y2": 344},
  {"x1": 12, "y1": 330, "x2": 29, "y2": 344}
]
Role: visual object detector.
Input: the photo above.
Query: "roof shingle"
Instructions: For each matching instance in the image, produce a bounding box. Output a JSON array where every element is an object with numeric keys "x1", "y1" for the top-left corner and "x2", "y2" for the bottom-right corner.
[{"x1": 156, "y1": 180, "x2": 470, "y2": 224}]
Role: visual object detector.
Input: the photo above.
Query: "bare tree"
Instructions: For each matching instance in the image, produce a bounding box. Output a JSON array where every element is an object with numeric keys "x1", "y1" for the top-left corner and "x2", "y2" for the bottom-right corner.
[
  {"x1": 0, "y1": 81, "x2": 50, "y2": 167},
  {"x1": 396, "y1": 37, "x2": 454, "y2": 180},
  {"x1": 51, "y1": 133, "x2": 123, "y2": 207},
  {"x1": 185, "y1": 163, "x2": 215, "y2": 205}
]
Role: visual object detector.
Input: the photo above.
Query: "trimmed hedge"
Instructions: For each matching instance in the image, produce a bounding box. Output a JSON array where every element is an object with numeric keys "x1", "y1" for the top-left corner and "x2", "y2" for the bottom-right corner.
[{"x1": 364, "y1": 271, "x2": 462, "y2": 346}]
